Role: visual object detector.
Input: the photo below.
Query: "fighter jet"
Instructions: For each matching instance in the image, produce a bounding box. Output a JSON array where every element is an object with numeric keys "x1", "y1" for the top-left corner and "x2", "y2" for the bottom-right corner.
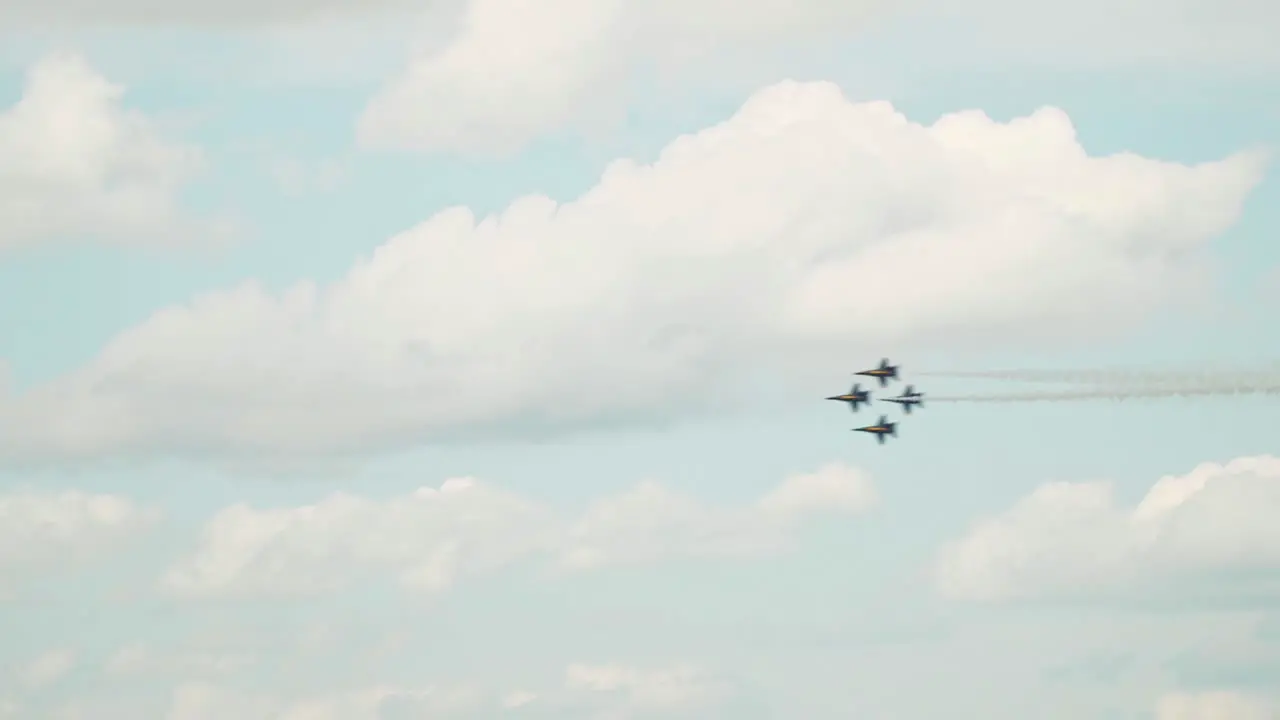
[
  {"x1": 826, "y1": 382, "x2": 872, "y2": 412},
  {"x1": 855, "y1": 358, "x2": 900, "y2": 387},
  {"x1": 882, "y1": 385, "x2": 924, "y2": 414},
  {"x1": 853, "y1": 415, "x2": 898, "y2": 444}
]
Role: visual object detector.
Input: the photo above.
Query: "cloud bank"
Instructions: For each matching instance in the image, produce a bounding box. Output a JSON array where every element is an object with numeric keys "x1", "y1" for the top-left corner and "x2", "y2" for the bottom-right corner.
[
  {"x1": 152, "y1": 660, "x2": 729, "y2": 720},
  {"x1": 0, "y1": 488, "x2": 156, "y2": 595},
  {"x1": 936, "y1": 456, "x2": 1280, "y2": 602},
  {"x1": 0, "y1": 81, "x2": 1264, "y2": 462},
  {"x1": 358, "y1": 0, "x2": 1280, "y2": 155},
  {"x1": 163, "y1": 462, "x2": 873, "y2": 599}
]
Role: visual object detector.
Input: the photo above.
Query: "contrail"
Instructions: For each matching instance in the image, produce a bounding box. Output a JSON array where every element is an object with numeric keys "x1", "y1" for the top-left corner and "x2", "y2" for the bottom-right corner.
[
  {"x1": 929, "y1": 382, "x2": 1280, "y2": 403},
  {"x1": 918, "y1": 363, "x2": 1280, "y2": 387}
]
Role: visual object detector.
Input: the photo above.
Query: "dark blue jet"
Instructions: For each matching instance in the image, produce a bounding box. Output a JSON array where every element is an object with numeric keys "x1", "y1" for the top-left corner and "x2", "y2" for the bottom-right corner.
[
  {"x1": 855, "y1": 358, "x2": 899, "y2": 387},
  {"x1": 882, "y1": 384, "x2": 924, "y2": 414},
  {"x1": 853, "y1": 415, "x2": 898, "y2": 444},
  {"x1": 826, "y1": 382, "x2": 872, "y2": 412}
]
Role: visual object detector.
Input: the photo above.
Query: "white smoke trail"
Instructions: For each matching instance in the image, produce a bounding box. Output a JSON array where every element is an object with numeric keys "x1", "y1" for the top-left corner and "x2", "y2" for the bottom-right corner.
[
  {"x1": 929, "y1": 381, "x2": 1280, "y2": 403},
  {"x1": 918, "y1": 362, "x2": 1280, "y2": 388}
]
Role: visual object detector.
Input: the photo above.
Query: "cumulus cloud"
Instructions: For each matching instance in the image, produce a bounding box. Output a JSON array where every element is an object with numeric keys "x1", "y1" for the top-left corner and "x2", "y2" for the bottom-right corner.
[
  {"x1": 103, "y1": 644, "x2": 151, "y2": 676},
  {"x1": 166, "y1": 683, "x2": 273, "y2": 720},
  {"x1": 561, "y1": 462, "x2": 875, "y2": 570},
  {"x1": 356, "y1": 0, "x2": 884, "y2": 154},
  {"x1": 502, "y1": 662, "x2": 750, "y2": 719},
  {"x1": 19, "y1": 649, "x2": 77, "y2": 689},
  {"x1": 166, "y1": 681, "x2": 493, "y2": 720},
  {"x1": 162, "y1": 477, "x2": 552, "y2": 599},
  {"x1": 1154, "y1": 690, "x2": 1278, "y2": 720},
  {"x1": 935, "y1": 456, "x2": 1280, "y2": 602},
  {"x1": 156, "y1": 661, "x2": 729, "y2": 719},
  {"x1": 0, "y1": 53, "x2": 204, "y2": 252},
  {"x1": 0, "y1": 0, "x2": 425, "y2": 27},
  {"x1": 103, "y1": 642, "x2": 255, "y2": 679},
  {"x1": 357, "y1": 0, "x2": 1280, "y2": 155},
  {"x1": 563, "y1": 662, "x2": 725, "y2": 715},
  {"x1": 358, "y1": 0, "x2": 629, "y2": 155},
  {"x1": 0, "y1": 81, "x2": 1265, "y2": 462},
  {"x1": 0, "y1": 488, "x2": 156, "y2": 595},
  {"x1": 164, "y1": 462, "x2": 871, "y2": 599}
]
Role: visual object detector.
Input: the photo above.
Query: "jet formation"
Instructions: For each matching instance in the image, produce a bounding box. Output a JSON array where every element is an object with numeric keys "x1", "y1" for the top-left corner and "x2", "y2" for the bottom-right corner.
[{"x1": 828, "y1": 359, "x2": 925, "y2": 444}]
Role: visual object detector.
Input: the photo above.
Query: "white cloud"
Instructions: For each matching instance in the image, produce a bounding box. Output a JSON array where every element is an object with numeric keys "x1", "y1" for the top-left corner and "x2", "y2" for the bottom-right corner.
[
  {"x1": 502, "y1": 690, "x2": 537, "y2": 709},
  {"x1": 42, "y1": 614, "x2": 1275, "y2": 720},
  {"x1": 0, "y1": 0, "x2": 426, "y2": 26},
  {"x1": 103, "y1": 644, "x2": 150, "y2": 676},
  {"x1": 158, "y1": 663, "x2": 725, "y2": 720},
  {"x1": 164, "y1": 462, "x2": 871, "y2": 599},
  {"x1": 0, "y1": 81, "x2": 1264, "y2": 462},
  {"x1": 935, "y1": 456, "x2": 1280, "y2": 601},
  {"x1": 757, "y1": 462, "x2": 877, "y2": 517},
  {"x1": 279, "y1": 684, "x2": 487, "y2": 720},
  {"x1": 358, "y1": 0, "x2": 630, "y2": 156},
  {"x1": 1155, "y1": 690, "x2": 1279, "y2": 720},
  {"x1": 0, "y1": 488, "x2": 156, "y2": 595},
  {"x1": 162, "y1": 477, "x2": 553, "y2": 599},
  {"x1": 167, "y1": 683, "x2": 251, "y2": 720},
  {"x1": 0, "y1": 53, "x2": 204, "y2": 252},
  {"x1": 51, "y1": 680, "x2": 484, "y2": 720},
  {"x1": 103, "y1": 642, "x2": 252, "y2": 679},
  {"x1": 19, "y1": 649, "x2": 76, "y2": 689},
  {"x1": 561, "y1": 462, "x2": 874, "y2": 571},
  {"x1": 564, "y1": 662, "x2": 723, "y2": 714},
  {"x1": 356, "y1": 0, "x2": 1280, "y2": 155},
  {"x1": 356, "y1": 0, "x2": 884, "y2": 154}
]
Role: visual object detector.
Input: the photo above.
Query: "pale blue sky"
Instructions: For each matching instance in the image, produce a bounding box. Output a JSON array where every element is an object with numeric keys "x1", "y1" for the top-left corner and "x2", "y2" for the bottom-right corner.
[{"x1": 1, "y1": 3, "x2": 1279, "y2": 718}]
